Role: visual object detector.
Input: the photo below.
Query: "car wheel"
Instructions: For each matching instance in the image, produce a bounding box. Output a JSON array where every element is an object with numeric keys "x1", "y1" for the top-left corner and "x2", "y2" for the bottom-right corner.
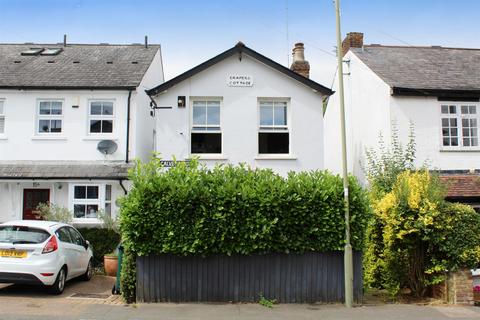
[
  {"x1": 49, "y1": 267, "x2": 66, "y2": 295},
  {"x1": 81, "y1": 259, "x2": 93, "y2": 281}
]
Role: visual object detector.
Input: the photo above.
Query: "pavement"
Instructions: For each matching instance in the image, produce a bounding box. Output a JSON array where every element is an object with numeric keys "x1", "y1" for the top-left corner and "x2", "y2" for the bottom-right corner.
[{"x1": 1, "y1": 276, "x2": 480, "y2": 319}]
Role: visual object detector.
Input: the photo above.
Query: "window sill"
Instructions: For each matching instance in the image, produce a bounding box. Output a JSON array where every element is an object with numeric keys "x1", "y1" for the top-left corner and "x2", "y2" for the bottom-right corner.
[
  {"x1": 255, "y1": 154, "x2": 297, "y2": 160},
  {"x1": 0, "y1": 135, "x2": 7, "y2": 140},
  {"x1": 31, "y1": 135, "x2": 68, "y2": 141},
  {"x1": 72, "y1": 218, "x2": 102, "y2": 224},
  {"x1": 82, "y1": 136, "x2": 118, "y2": 141},
  {"x1": 440, "y1": 148, "x2": 480, "y2": 152},
  {"x1": 189, "y1": 154, "x2": 229, "y2": 160}
]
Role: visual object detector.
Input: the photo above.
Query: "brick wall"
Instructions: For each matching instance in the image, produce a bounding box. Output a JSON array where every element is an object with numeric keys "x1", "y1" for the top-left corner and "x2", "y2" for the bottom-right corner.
[
  {"x1": 432, "y1": 269, "x2": 473, "y2": 304},
  {"x1": 341, "y1": 32, "x2": 363, "y2": 56}
]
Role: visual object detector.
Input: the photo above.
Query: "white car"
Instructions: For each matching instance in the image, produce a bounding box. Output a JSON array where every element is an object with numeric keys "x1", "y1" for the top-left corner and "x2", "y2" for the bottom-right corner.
[{"x1": 0, "y1": 220, "x2": 94, "y2": 294}]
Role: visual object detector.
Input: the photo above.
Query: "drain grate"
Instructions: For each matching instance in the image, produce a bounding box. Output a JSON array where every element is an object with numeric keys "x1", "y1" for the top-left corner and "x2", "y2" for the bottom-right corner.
[{"x1": 69, "y1": 293, "x2": 110, "y2": 299}]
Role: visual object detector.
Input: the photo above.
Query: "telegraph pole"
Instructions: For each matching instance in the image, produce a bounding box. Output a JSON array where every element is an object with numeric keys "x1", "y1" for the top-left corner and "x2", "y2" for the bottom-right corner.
[{"x1": 334, "y1": 0, "x2": 353, "y2": 308}]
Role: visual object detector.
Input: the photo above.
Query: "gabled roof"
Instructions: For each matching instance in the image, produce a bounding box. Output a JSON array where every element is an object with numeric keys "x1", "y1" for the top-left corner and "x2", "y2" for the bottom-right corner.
[
  {"x1": 0, "y1": 43, "x2": 160, "y2": 90},
  {"x1": 146, "y1": 42, "x2": 333, "y2": 96},
  {"x1": 351, "y1": 45, "x2": 480, "y2": 97}
]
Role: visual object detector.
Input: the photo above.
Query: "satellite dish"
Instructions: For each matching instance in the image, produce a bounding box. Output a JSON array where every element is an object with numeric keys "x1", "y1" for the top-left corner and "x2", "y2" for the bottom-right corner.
[{"x1": 97, "y1": 140, "x2": 118, "y2": 155}]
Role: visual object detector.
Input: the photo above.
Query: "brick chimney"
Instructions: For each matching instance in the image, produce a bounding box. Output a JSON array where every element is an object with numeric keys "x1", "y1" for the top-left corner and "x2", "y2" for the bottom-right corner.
[
  {"x1": 341, "y1": 32, "x2": 363, "y2": 56},
  {"x1": 290, "y1": 43, "x2": 310, "y2": 78}
]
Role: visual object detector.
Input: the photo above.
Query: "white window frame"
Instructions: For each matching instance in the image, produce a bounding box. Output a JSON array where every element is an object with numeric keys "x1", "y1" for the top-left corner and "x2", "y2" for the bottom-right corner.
[
  {"x1": 190, "y1": 97, "x2": 223, "y2": 155},
  {"x1": 69, "y1": 183, "x2": 112, "y2": 223},
  {"x1": 0, "y1": 99, "x2": 5, "y2": 135},
  {"x1": 88, "y1": 100, "x2": 115, "y2": 135},
  {"x1": 36, "y1": 99, "x2": 64, "y2": 135},
  {"x1": 440, "y1": 102, "x2": 479, "y2": 150},
  {"x1": 257, "y1": 98, "x2": 291, "y2": 155}
]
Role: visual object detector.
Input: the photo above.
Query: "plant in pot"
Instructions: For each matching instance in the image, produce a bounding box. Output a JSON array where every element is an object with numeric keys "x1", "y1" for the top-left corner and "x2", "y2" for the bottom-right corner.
[
  {"x1": 474, "y1": 285, "x2": 480, "y2": 304},
  {"x1": 98, "y1": 211, "x2": 121, "y2": 277}
]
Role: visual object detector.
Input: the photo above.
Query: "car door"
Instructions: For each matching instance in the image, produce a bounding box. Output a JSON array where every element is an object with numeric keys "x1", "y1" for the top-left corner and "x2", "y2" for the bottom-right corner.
[
  {"x1": 55, "y1": 227, "x2": 76, "y2": 278},
  {"x1": 67, "y1": 227, "x2": 89, "y2": 276}
]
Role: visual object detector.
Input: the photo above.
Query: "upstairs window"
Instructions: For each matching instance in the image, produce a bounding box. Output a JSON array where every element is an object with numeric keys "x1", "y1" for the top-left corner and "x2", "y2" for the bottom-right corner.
[
  {"x1": 441, "y1": 104, "x2": 478, "y2": 147},
  {"x1": 0, "y1": 100, "x2": 5, "y2": 134},
  {"x1": 37, "y1": 100, "x2": 63, "y2": 133},
  {"x1": 191, "y1": 99, "x2": 221, "y2": 154},
  {"x1": 258, "y1": 100, "x2": 289, "y2": 154},
  {"x1": 89, "y1": 101, "x2": 114, "y2": 134}
]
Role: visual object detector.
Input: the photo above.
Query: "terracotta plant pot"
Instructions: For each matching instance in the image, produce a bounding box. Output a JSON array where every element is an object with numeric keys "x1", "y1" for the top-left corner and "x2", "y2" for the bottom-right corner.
[{"x1": 104, "y1": 255, "x2": 118, "y2": 277}]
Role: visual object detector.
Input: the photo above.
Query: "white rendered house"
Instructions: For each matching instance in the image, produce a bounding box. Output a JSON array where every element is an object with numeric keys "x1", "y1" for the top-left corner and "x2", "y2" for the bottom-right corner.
[
  {"x1": 324, "y1": 32, "x2": 480, "y2": 210},
  {"x1": 0, "y1": 41, "x2": 163, "y2": 224},
  {"x1": 146, "y1": 42, "x2": 333, "y2": 176}
]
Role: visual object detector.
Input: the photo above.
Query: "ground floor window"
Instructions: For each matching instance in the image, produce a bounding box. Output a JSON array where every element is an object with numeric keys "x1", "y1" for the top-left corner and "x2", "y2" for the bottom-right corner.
[{"x1": 70, "y1": 184, "x2": 112, "y2": 219}]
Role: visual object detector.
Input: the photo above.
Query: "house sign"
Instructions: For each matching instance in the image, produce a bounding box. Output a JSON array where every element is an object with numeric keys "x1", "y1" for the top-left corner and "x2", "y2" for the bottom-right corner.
[{"x1": 227, "y1": 75, "x2": 253, "y2": 87}]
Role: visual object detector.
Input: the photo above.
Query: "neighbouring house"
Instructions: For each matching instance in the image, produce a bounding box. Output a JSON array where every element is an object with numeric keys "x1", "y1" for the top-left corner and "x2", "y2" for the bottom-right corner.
[
  {"x1": 324, "y1": 32, "x2": 480, "y2": 210},
  {"x1": 146, "y1": 42, "x2": 333, "y2": 175},
  {"x1": 0, "y1": 40, "x2": 163, "y2": 224}
]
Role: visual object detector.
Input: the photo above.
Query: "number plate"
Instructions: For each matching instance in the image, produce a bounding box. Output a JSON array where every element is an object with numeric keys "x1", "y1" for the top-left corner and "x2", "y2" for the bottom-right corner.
[{"x1": 0, "y1": 249, "x2": 27, "y2": 258}]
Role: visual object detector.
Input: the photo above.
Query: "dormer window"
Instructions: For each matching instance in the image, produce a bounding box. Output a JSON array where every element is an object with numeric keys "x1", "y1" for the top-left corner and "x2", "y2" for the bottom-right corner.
[
  {"x1": 441, "y1": 104, "x2": 478, "y2": 148},
  {"x1": 21, "y1": 48, "x2": 44, "y2": 56}
]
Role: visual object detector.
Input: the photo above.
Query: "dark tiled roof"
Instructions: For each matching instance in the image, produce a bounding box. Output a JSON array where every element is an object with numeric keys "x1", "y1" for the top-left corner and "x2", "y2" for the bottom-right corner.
[
  {"x1": 351, "y1": 45, "x2": 480, "y2": 95},
  {"x1": 0, "y1": 44, "x2": 160, "y2": 89},
  {"x1": 439, "y1": 174, "x2": 480, "y2": 198},
  {"x1": 0, "y1": 161, "x2": 132, "y2": 179}
]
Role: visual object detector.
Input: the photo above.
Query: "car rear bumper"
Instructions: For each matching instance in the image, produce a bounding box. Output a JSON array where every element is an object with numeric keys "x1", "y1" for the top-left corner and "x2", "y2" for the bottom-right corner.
[
  {"x1": 0, "y1": 255, "x2": 62, "y2": 286},
  {"x1": 0, "y1": 272, "x2": 44, "y2": 285}
]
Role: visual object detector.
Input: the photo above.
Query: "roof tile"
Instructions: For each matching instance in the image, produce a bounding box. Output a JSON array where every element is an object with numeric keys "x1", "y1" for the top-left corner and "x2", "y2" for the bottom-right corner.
[{"x1": 0, "y1": 44, "x2": 159, "y2": 89}]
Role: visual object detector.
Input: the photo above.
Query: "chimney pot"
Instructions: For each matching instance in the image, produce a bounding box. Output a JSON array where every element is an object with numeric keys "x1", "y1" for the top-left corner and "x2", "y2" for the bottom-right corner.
[
  {"x1": 341, "y1": 32, "x2": 363, "y2": 56},
  {"x1": 290, "y1": 42, "x2": 310, "y2": 78}
]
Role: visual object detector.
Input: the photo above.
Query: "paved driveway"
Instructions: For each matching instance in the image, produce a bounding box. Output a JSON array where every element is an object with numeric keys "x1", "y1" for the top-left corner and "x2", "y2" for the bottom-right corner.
[{"x1": 0, "y1": 275, "x2": 116, "y2": 299}]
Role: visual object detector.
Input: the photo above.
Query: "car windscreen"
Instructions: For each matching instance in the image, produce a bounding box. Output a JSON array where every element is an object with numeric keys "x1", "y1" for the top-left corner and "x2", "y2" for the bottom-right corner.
[{"x1": 0, "y1": 225, "x2": 51, "y2": 244}]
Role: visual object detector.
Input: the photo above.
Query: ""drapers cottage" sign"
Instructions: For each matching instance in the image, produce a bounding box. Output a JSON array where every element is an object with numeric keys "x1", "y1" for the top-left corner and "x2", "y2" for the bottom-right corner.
[{"x1": 227, "y1": 75, "x2": 253, "y2": 87}]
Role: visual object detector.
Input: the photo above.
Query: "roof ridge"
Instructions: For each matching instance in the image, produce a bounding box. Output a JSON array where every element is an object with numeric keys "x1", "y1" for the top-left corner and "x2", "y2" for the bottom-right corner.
[
  {"x1": 363, "y1": 44, "x2": 480, "y2": 51},
  {"x1": 0, "y1": 43, "x2": 161, "y2": 47}
]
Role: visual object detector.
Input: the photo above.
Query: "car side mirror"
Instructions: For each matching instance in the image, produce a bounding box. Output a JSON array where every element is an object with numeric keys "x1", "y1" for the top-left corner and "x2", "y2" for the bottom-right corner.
[{"x1": 84, "y1": 240, "x2": 90, "y2": 250}]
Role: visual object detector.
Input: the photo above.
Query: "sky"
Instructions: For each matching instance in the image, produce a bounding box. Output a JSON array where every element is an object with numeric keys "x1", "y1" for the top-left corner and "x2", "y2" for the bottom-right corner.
[{"x1": 1, "y1": 0, "x2": 480, "y2": 87}]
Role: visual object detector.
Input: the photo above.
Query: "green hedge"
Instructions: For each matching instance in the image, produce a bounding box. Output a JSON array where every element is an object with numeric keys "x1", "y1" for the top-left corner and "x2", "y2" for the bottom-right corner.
[
  {"x1": 119, "y1": 158, "x2": 370, "y2": 301},
  {"x1": 77, "y1": 228, "x2": 120, "y2": 267},
  {"x1": 120, "y1": 158, "x2": 370, "y2": 256}
]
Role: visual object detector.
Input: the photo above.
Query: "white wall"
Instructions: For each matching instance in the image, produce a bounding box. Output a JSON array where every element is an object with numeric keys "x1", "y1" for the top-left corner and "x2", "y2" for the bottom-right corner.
[
  {"x1": 324, "y1": 51, "x2": 392, "y2": 182},
  {"x1": 0, "y1": 180, "x2": 125, "y2": 223},
  {"x1": 391, "y1": 96, "x2": 480, "y2": 171},
  {"x1": 153, "y1": 54, "x2": 326, "y2": 175},
  {"x1": 0, "y1": 90, "x2": 131, "y2": 161},
  {"x1": 131, "y1": 48, "x2": 165, "y2": 161}
]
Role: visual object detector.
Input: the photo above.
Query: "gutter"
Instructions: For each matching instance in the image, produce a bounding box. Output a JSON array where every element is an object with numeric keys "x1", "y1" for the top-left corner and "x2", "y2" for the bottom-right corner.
[
  {"x1": 126, "y1": 90, "x2": 133, "y2": 163},
  {"x1": 119, "y1": 179, "x2": 128, "y2": 195},
  {"x1": 0, "y1": 177, "x2": 128, "y2": 180}
]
